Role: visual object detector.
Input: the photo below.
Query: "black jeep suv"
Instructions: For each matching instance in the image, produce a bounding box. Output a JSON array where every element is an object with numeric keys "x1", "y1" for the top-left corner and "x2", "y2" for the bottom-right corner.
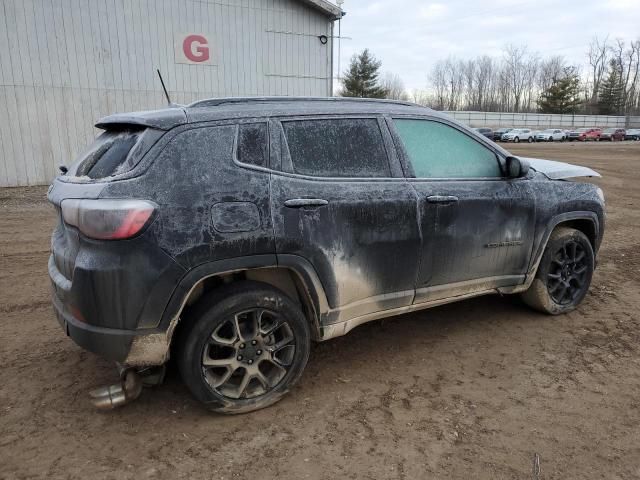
[{"x1": 48, "y1": 97, "x2": 605, "y2": 413}]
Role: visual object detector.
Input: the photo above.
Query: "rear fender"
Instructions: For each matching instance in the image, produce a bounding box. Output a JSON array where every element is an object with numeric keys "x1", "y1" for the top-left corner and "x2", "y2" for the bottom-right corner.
[{"x1": 123, "y1": 255, "x2": 331, "y2": 367}]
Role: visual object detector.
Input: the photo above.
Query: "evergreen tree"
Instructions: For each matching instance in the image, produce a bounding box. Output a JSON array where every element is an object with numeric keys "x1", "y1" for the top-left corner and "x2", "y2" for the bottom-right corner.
[
  {"x1": 598, "y1": 59, "x2": 625, "y2": 115},
  {"x1": 340, "y1": 49, "x2": 388, "y2": 98},
  {"x1": 538, "y1": 67, "x2": 582, "y2": 114}
]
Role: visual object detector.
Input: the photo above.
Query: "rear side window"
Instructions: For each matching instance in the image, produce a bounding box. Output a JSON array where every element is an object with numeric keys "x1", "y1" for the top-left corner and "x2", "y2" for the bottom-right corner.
[
  {"x1": 393, "y1": 119, "x2": 502, "y2": 179},
  {"x1": 236, "y1": 123, "x2": 268, "y2": 167},
  {"x1": 75, "y1": 130, "x2": 142, "y2": 179},
  {"x1": 282, "y1": 118, "x2": 390, "y2": 178}
]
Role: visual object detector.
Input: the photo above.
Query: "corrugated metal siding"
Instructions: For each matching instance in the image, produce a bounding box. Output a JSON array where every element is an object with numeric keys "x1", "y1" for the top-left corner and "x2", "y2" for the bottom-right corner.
[{"x1": 0, "y1": 0, "x2": 334, "y2": 186}]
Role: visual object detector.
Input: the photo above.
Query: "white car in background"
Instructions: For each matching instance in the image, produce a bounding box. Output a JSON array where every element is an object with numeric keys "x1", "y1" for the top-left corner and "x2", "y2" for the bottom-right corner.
[
  {"x1": 501, "y1": 128, "x2": 534, "y2": 143},
  {"x1": 535, "y1": 129, "x2": 566, "y2": 142}
]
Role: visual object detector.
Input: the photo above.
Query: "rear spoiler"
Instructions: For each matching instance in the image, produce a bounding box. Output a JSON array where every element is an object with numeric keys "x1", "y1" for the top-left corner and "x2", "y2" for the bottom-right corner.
[{"x1": 95, "y1": 107, "x2": 188, "y2": 131}]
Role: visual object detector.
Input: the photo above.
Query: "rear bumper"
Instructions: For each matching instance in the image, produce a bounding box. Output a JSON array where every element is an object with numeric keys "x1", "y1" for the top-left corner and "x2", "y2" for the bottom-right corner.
[
  {"x1": 51, "y1": 282, "x2": 136, "y2": 362},
  {"x1": 48, "y1": 229, "x2": 186, "y2": 362}
]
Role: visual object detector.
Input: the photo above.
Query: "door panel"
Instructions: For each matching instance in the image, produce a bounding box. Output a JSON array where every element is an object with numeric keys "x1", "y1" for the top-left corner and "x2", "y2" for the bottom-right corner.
[
  {"x1": 389, "y1": 116, "x2": 536, "y2": 303},
  {"x1": 410, "y1": 179, "x2": 536, "y2": 303},
  {"x1": 271, "y1": 176, "x2": 421, "y2": 321},
  {"x1": 270, "y1": 116, "x2": 421, "y2": 322}
]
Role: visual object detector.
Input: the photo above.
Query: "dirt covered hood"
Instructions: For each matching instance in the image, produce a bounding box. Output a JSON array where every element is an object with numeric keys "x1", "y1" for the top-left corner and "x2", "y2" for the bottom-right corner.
[{"x1": 523, "y1": 157, "x2": 601, "y2": 179}]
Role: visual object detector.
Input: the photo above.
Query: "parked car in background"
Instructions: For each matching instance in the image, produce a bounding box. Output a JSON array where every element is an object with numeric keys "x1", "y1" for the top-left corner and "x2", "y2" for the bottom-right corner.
[
  {"x1": 501, "y1": 128, "x2": 534, "y2": 143},
  {"x1": 625, "y1": 129, "x2": 640, "y2": 141},
  {"x1": 473, "y1": 127, "x2": 494, "y2": 140},
  {"x1": 600, "y1": 128, "x2": 626, "y2": 141},
  {"x1": 47, "y1": 97, "x2": 605, "y2": 413},
  {"x1": 494, "y1": 128, "x2": 513, "y2": 141},
  {"x1": 530, "y1": 130, "x2": 542, "y2": 142},
  {"x1": 536, "y1": 129, "x2": 566, "y2": 142},
  {"x1": 568, "y1": 128, "x2": 602, "y2": 141}
]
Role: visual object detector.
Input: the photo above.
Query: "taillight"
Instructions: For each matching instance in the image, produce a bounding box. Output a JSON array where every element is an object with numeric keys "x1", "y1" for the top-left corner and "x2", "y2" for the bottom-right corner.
[{"x1": 61, "y1": 199, "x2": 156, "y2": 240}]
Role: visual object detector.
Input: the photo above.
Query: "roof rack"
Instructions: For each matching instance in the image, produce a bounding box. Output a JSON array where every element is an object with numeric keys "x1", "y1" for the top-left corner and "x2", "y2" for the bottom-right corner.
[{"x1": 187, "y1": 96, "x2": 419, "y2": 109}]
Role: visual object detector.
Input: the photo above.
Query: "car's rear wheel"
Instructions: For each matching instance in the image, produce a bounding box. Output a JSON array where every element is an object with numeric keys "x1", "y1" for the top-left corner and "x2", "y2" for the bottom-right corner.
[
  {"x1": 177, "y1": 281, "x2": 311, "y2": 414},
  {"x1": 521, "y1": 227, "x2": 594, "y2": 315}
]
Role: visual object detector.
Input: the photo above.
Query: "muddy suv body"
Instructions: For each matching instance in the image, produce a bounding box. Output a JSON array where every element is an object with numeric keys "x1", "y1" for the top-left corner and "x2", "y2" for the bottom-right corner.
[{"x1": 48, "y1": 97, "x2": 605, "y2": 412}]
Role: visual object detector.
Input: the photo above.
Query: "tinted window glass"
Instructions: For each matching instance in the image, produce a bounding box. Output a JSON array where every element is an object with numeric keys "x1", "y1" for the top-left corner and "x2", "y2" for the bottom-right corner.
[
  {"x1": 75, "y1": 130, "x2": 142, "y2": 179},
  {"x1": 237, "y1": 123, "x2": 268, "y2": 167},
  {"x1": 393, "y1": 119, "x2": 502, "y2": 178},
  {"x1": 283, "y1": 118, "x2": 390, "y2": 177}
]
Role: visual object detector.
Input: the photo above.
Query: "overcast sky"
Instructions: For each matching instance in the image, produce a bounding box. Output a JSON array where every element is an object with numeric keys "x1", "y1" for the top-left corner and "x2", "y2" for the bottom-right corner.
[{"x1": 334, "y1": 0, "x2": 640, "y2": 90}]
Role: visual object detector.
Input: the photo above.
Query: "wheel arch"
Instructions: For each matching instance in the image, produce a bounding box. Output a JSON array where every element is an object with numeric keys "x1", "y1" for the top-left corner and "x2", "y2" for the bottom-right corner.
[
  {"x1": 528, "y1": 211, "x2": 600, "y2": 276},
  {"x1": 124, "y1": 256, "x2": 330, "y2": 367},
  {"x1": 162, "y1": 254, "x2": 329, "y2": 342}
]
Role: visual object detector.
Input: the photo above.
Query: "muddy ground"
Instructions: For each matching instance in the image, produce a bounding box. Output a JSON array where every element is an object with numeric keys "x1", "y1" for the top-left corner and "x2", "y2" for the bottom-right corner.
[{"x1": 1, "y1": 141, "x2": 639, "y2": 479}]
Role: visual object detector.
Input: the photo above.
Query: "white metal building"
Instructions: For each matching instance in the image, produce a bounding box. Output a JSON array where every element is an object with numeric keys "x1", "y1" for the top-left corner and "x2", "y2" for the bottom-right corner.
[{"x1": 0, "y1": 0, "x2": 342, "y2": 186}]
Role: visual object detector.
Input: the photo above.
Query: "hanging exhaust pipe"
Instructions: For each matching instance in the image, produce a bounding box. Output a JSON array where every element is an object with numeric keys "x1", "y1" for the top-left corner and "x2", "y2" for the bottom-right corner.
[{"x1": 89, "y1": 368, "x2": 143, "y2": 410}]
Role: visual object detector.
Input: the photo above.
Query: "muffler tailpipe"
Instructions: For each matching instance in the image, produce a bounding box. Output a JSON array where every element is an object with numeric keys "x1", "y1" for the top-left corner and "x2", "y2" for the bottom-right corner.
[{"x1": 89, "y1": 369, "x2": 143, "y2": 410}]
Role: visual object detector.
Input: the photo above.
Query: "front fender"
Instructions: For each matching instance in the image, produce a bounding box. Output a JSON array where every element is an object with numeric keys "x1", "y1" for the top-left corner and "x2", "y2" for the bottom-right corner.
[{"x1": 528, "y1": 210, "x2": 601, "y2": 275}]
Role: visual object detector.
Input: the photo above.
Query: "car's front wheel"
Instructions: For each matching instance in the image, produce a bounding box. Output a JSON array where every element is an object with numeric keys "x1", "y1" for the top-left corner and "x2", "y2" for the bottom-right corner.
[
  {"x1": 514, "y1": 137, "x2": 520, "y2": 143},
  {"x1": 177, "y1": 281, "x2": 311, "y2": 414},
  {"x1": 521, "y1": 227, "x2": 594, "y2": 315},
  {"x1": 527, "y1": 136, "x2": 534, "y2": 143}
]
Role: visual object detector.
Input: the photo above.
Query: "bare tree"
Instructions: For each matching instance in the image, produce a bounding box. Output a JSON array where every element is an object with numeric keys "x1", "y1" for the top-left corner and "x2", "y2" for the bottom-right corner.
[
  {"x1": 587, "y1": 36, "x2": 610, "y2": 112},
  {"x1": 420, "y1": 35, "x2": 639, "y2": 114},
  {"x1": 474, "y1": 56, "x2": 495, "y2": 111},
  {"x1": 611, "y1": 39, "x2": 640, "y2": 114},
  {"x1": 411, "y1": 88, "x2": 431, "y2": 106},
  {"x1": 503, "y1": 45, "x2": 530, "y2": 112},
  {"x1": 537, "y1": 56, "x2": 566, "y2": 92},
  {"x1": 429, "y1": 60, "x2": 448, "y2": 110},
  {"x1": 444, "y1": 57, "x2": 465, "y2": 110},
  {"x1": 381, "y1": 73, "x2": 409, "y2": 101}
]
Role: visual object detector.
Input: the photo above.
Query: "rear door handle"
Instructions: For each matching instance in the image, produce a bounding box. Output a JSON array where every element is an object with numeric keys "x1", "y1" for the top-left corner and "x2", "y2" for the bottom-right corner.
[
  {"x1": 284, "y1": 198, "x2": 329, "y2": 208},
  {"x1": 427, "y1": 195, "x2": 459, "y2": 204}
]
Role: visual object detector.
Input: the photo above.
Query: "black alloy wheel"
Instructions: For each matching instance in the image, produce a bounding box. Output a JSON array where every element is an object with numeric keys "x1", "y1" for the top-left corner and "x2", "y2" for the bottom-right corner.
[{"x1": 546, "y1": 240, "x2": 589, "y2": 306}]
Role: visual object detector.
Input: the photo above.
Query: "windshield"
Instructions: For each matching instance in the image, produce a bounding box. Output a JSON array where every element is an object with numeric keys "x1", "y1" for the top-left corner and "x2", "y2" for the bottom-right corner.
[
  {"x1": 577, "y1": 128, "x2": 590, "y2": 132},
  {"x1": 543, "y1": 129, "x2": 554, "y2": 133},
  {"x1": 603, "y1": 128, "x2": 616, "y2": 133}
]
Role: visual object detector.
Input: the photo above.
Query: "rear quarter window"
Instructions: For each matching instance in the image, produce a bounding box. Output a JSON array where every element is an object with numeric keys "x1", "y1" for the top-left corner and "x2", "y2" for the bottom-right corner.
[
  {"x1": 236, "y1": 123, "x2": 268, "y2": 168},
  {"x1": 282, "y1": 118, "x2": 391, "y2": 178},
  {"x1": 73, "y1": 130, "x2": 145, "y2": 179}
]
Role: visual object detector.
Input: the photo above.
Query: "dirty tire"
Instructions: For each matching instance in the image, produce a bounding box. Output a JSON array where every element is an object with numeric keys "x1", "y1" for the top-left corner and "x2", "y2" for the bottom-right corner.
[
  {"x1": 521, "y1": 227, "x2": 594, "y2": 315},
  {"x1": 176, "y1": 281, "x2": 311, "y2": 414}
]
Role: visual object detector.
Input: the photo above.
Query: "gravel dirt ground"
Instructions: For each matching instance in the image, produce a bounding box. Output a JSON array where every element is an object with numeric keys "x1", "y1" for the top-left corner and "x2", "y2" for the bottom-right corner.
[{"x1": 1, "y1": 141, "x2": 639, "y2": 480}]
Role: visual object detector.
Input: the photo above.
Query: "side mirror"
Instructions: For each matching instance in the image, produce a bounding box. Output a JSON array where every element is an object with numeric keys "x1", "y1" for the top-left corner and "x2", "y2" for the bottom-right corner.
[{"x1": 506, "y1": 156, "x2": 530, "y2": 178}]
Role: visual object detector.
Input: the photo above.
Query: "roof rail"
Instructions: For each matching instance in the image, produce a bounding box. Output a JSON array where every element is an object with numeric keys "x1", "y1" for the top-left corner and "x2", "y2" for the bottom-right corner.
[{"x1": 187, "y1": 96, "x2": 419, "y2": 109}]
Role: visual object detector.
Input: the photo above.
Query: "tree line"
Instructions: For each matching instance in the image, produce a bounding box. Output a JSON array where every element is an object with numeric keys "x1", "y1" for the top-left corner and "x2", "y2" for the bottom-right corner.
[{"x1": 339, "y1": 37, "x2": 640, "y2": 116}]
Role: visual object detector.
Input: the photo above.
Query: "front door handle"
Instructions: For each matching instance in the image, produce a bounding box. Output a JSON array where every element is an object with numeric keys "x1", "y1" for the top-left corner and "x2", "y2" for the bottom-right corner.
[
  {"x1": 427, "y1": 195, "x2": 459, "y2": 204},
  {"x1": 284, "y1": 198, "x2": 329, "y2": 208}
]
